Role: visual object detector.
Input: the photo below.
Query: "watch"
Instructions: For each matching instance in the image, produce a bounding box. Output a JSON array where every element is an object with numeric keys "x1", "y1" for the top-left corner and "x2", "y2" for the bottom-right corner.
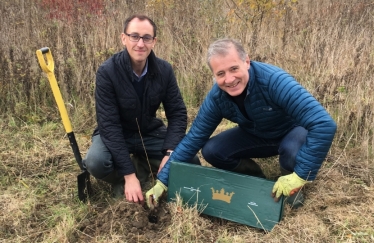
[{"x1": 165, "y1": 151, "x2": 173, "y2": 156}]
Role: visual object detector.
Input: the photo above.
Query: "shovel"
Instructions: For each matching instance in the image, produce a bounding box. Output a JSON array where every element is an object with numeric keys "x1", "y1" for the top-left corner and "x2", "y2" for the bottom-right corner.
[{"x1": 36, "y1": 47, "x2": 91, "y2": 202}]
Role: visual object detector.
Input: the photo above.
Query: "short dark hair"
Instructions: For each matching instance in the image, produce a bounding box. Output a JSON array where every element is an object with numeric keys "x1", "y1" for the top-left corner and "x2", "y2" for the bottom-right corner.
[{"x1": 123, "y1": 14, "x2": 157, "y2": 37}]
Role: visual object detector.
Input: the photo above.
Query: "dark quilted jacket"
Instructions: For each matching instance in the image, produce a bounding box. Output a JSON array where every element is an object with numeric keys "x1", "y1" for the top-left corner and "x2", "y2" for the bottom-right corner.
[
  {"x1": 158, "y1": 61, "x2": 337, "y2": 185},
  {"x1": 94, "y1": 49, "x2": 187, "y2": 177}
]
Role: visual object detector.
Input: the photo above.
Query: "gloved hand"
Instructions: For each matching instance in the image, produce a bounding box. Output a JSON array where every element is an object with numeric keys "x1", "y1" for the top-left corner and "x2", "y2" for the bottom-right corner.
[
  {"x1": 272, "y1": 172, "x2": 308, "y2": 202},
  {"x1": 146, "y1": 180, "x2": 168, "y2": 209}
]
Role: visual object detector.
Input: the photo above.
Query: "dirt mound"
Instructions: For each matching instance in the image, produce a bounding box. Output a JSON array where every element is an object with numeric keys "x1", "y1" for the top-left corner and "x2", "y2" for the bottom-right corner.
[{"x1": 76, "y1": 195, "x2": 172, "y2": 242}]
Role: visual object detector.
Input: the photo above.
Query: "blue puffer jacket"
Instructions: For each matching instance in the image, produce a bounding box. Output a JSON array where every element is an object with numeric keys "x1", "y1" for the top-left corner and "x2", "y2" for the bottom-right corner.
[{"x1": 158, "y1": 61, "x2": 337, "y2": 185}]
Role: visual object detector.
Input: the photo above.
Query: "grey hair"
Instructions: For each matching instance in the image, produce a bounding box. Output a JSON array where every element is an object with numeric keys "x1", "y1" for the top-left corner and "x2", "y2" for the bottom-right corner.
[{"x1": 206, "y1": 38, "x2": 247, "y2": 70}]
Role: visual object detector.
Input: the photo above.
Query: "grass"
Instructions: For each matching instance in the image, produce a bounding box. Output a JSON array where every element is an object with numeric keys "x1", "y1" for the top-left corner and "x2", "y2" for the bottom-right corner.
[{"x1": 1, "y1": 115, "x2": 373, "y2": 242}]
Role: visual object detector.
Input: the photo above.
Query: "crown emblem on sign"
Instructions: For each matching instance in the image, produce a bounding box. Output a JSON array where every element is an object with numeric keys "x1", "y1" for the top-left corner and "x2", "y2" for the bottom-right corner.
[{"x1": 211, "y1": 187, "x2": 235, "y2": 203}]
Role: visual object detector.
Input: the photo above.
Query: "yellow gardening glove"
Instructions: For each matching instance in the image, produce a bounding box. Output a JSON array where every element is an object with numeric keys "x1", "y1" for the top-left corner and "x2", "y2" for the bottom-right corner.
[
  {"x1": 146, "y1": 180, "x2": 168, "y2": 209},
  {"x1": 272, "y1": 172, "x2": 308, "y2": 202}
]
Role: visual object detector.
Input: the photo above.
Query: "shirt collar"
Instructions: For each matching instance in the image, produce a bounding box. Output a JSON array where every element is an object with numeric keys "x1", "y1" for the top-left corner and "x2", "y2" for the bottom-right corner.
[{"x1": 133, "y1": 60, "x2": 148, "y2": 78}]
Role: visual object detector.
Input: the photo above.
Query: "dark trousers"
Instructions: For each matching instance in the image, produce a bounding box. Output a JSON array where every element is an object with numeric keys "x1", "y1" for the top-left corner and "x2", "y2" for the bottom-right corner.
[
  {"x1": 83, "y1": 132, "x2": 166, "y2": 182},
  {"x1": 201, "y1": 126, "x2": 308, "y2": 172}
]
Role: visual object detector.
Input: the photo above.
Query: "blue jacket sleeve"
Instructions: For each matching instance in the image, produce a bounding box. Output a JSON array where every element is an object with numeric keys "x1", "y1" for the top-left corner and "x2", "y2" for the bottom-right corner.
[
  {"x1": 157, "y1": 90, "x2": 223, "y2": 186},
  {"x1": 270, "y1": 72, "x2": 337, "y2": 180}
]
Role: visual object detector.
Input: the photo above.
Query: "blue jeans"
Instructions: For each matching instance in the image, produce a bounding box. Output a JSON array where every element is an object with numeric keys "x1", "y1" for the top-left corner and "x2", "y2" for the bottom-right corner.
[{"x1": 201, "y1": 126, "x2": 308, "y2": 172}]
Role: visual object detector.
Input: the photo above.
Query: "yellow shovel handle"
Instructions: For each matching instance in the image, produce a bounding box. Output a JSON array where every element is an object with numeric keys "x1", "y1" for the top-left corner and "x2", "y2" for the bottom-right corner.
[{"x1": 36, "y1": 47, "x2": 73, "y2": 133}]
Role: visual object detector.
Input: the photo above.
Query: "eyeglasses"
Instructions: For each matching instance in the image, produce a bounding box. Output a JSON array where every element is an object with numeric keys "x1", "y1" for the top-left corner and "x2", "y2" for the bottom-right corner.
[{"x1": 125, "y1": 33, "x2": 155, "y2": 44}]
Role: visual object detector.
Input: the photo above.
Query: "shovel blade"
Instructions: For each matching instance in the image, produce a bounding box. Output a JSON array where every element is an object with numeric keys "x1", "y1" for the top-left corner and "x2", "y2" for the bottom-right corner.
[{"x1": 77, "y1": 171, "x2": 91, "y2": 202}]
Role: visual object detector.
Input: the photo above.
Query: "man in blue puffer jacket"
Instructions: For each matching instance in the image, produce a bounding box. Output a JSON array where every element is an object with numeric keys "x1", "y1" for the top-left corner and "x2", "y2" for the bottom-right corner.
[{"x1": 146, "y1": 38, "x2": 337, "y2": 209}]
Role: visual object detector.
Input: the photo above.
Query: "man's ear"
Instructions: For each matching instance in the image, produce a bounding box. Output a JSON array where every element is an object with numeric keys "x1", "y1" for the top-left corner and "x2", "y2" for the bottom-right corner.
[
  {"x1": 246, "y1": 54, "x2": 250, "y2": 69},
  {"x1": 152, "y1": 37, "x2": 157, "y2": 48},
  {"x1": 120, "y1": 33, "x2": 127, "y2": 46}
]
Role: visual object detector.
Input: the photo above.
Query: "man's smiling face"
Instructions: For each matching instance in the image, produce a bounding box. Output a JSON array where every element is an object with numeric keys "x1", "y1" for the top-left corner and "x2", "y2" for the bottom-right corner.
[
  {"x1": 209, "y1": 45, "x2": 250, "y2": 97},
  {"x1": 121, "y1": 17, "x2": 156, "y2": 67}
]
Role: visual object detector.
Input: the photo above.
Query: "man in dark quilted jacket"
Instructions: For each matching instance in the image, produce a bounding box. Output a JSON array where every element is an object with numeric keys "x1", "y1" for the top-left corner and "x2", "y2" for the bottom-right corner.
[
  {"x1": 148, "y1": 38, "x2": 337, "y2": 209},
  {"x1": 84, "y1": 14, "x2": 198, "y2": 204}
]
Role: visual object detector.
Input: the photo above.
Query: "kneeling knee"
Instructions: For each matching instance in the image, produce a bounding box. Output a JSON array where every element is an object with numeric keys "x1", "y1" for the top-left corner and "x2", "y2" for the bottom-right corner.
[{"x1": 84, "y1": 156, "x2": 112, "y2": 179}]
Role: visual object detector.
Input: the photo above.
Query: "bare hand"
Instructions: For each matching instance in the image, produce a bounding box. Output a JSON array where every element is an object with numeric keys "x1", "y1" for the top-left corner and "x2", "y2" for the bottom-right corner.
[
  {"x1": 158, "y1": 155, "x2": 170, "y2": 173},
  {"x1": 124, "y1": 174, "x2": 144, "y2": 204}
]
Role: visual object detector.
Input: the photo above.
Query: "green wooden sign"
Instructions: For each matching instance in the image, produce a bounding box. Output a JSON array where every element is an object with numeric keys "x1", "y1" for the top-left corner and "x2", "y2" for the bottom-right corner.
[{"x1": 167, "y1": 162, "x2": 284, "y2": 231}]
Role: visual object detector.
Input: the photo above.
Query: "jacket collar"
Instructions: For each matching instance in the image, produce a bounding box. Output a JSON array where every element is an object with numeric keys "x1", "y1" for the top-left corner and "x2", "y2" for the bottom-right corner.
[
  {"x1": 248, "y1": 61, "x2": 255, "y2": 94},
  {"x1": 118, "y1": 48, "x2": 159, "y2": 78}
]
